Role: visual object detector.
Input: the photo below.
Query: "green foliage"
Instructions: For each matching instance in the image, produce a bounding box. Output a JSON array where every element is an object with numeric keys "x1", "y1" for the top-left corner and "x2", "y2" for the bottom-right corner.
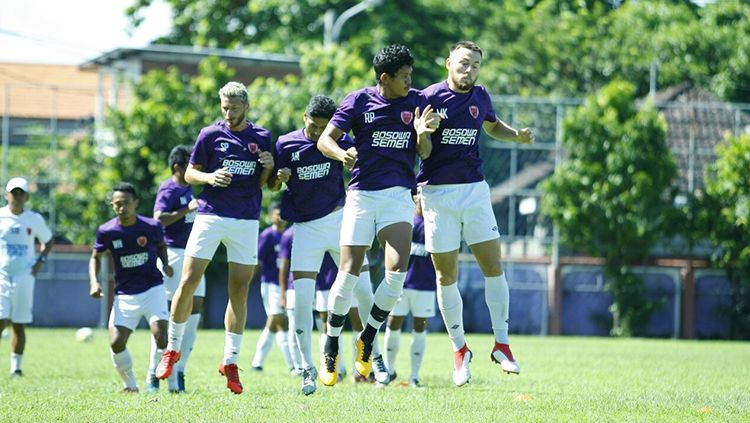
[
  {"x1": 699, "y1": 134, "x2": 750, "y2": 338},
  {"x1": 540, "y1": 81, "x2": 677, "y2": 336}
]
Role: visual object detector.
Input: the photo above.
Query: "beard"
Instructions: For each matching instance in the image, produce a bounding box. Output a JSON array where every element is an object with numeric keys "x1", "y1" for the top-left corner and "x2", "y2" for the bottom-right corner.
[{"x1": 454, "y1": 76, "x2": 476, "y2": 91}]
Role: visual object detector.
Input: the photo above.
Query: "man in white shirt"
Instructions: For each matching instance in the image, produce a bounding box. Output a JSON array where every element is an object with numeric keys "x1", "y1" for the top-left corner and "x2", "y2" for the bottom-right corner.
[{"x1": 0, "y1": 177, "x2": 53, "y2": 377}]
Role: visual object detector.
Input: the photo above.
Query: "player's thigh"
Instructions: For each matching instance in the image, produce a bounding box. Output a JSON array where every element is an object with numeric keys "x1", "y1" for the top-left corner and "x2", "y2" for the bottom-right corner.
[
  {"x1": 291, "y1": 220, "x2": 332, "y2": 273},
  {"x1": 223, "y1": 218, "x2": 259, "y2": 265},
  {"x1": 461, "y1": 181, "x2": 501, "y2": 247},
  {"x1": 142, "y1": 285, "x2": 170, "y2": 327},
  {"x1": 9, "y1": 274, "x2": 34, "y2": 324},
  {"x1": 408, "y1": 289, "x2": 437, "y2": 319},
  {"x1": 420, "y1": 185, "x2": 463, "y2": 253},
  {"x1": 377, "y1": 221, "x2": 413, "y2": 271},
  {"x1": 375, "y1": 186, "x2": 416, "y2": 237}
]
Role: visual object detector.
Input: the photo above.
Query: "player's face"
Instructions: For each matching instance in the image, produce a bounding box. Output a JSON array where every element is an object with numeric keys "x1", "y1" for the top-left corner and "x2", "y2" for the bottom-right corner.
[
  {"x1": 303, "y1": 114, "x2": 329, "y2": 142},
  {"x1": 111, "y1": 191, "x2": 138, "y2": 221},
  {"x1": 447, "y1": 47, "x2": 482, "y2": 92},
  {"x1": 220, "y1": 96, "x2": 249, "y2": 130},
  {"x1": 5, "y1": 189, "x2": 28, "y2": 208},
  {"x1": 381, "y1": 65, "x2": 412, "y2": 98}
]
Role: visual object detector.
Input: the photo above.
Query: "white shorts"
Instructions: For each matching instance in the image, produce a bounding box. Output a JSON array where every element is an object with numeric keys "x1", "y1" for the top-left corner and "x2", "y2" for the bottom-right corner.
[
  {"x1": 109, "y1": 284, "x2": 169, "y2": 330},
  {"x1": 260, "y1": 282, "x2": 284, "y2": 316},
  {"x1": 158, "y1": 247, "x2": 206, "y2": 300},
  {"x1": 390, "y1": 288, "x2": 436, "y2": 318},
  {"x1": 185, "y1": 214, "x2": 259, "y2": 265},
  {"x1": 291, "y1": 208, "x2": 343, "y2": 272},
  {"x1": 420, "y1": 181, "x2": 500, "y2": 253},
  {"x1": 0, "y1": 273, "x2": 35, "y2": 324},
  {"x1": 340, "y1": 187, "x2": 415, "y2": 247}
]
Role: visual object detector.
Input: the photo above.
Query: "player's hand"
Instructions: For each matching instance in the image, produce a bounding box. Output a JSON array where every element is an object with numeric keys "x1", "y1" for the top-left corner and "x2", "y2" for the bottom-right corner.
[
  {"x1": 342, "y1": 147, "x2": 358, "y2": 170},
  {"x1": 209, "y1": 168, "x2": 232, "y2": 187},
  {"x1": 517, "y1": 128, "x2": 534, "y2": 144},
  {"x1": 414, "y1": 104, "x2": 441, "y2": 136},
  {"x1": 32, "y1": 261, "x2": 43, "y2": 276},
  {"x1": 163, "y1": 264, "x2": 174, "y2": 278},
  {"x1": 258, "y1": 151, "x2": 274, "y2": 169},
  {"x1": 188, "y1": 198, "x2": 199, "y2": 211},
  {"x1": 90, "y1": 282, "x2": 103, "y2": 298},
  {"x1": 277, "y1": 168, "x2": 291, "y2": 184}
]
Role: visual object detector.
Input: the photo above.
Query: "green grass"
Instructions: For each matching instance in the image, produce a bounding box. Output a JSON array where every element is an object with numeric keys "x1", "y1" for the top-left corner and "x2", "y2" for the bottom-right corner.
[{"x1": 0, "y1": 329, "x2": 748, "y2": 422}]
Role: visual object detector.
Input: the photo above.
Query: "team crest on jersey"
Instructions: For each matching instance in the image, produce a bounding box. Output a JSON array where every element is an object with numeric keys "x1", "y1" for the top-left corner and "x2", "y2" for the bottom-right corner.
[
  {"x1": 469, "y1": 105, "x2": 479, "y2": 119},
  {"x1": 469, "y1": 104, "x2": 479, "y2": 119},
  {"x1": 401, "y1": 111, "x2": 413, "y2": 125},
  {"x1": 137, "y1": 236, "x2": 147, "y2": 247},
  {"x1": 112, "y1": 240, "x2": 123, "y2": 249},
  {"x1": 219, "y1": 142, "x2": 229, "y2": 152},
  {"x1": 248, "y1": 143, "x2": 258, "y2": 154},
  {"x1": 26, "y1": 227, "x2": 31, "y2": 235}
]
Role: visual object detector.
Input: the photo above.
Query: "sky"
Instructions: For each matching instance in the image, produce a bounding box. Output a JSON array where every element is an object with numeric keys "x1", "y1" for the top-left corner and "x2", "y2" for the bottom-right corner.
[{"x1": 0, "y1": 0, "x2": 172, "y2": 64}]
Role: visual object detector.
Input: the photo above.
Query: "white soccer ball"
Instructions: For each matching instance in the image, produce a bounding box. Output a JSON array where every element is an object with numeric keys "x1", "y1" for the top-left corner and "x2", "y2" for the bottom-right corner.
[{"x1": 75, "y1": 327, "x2": 94, "y2": 342}]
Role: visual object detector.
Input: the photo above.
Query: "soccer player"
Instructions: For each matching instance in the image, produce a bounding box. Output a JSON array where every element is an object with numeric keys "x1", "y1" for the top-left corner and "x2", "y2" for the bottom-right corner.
[
  {"x1": 271, "y1": 94, "x2": 386, "y2": 393},
  {"x1": 383, "y1": 195, "x2": 435, "y2": 388},
  {"x1": 419, "y1": 41, "x2": 534, "y2": 386},
  {"x1": 251, "y1": 202, "x2": 294, "y2": 373},
  {"x1": 149, "y1": 144, "x2": 204, "y2": 393},
  {"x1": 155, "y1": 81, "x2": 275, "y2": 394},
  {"x1": 0, "y1": 177, "x2": 53, "y2": 378},
  {"x1": 89, "y1": 182, "x2": 172, "y2": 393},
  {"x1": 316, "y1": 44, "x2": 439, "y2": 385}
]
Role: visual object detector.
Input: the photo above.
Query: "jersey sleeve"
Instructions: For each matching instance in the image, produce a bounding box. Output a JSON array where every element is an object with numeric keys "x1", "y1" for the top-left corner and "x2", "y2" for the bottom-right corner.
[
  {"x1": 93, "y1": 226, "x2": 108, "y2": 252},
  {"x1": 33, "y1": 213, "x2": 53, "y2": 244},
  {"x1": 278, "y1": 231, "x2": 293, "y2": 259},
  {"x1": 190, "y1": 127, "x2": 211, "y2": 166},
  {"x1": 328, "y1": 91, "x2": 358, "y2": 134},
  {"x1": 480, "y1": 86, "x2": 497, "y2": 123},
  {"x1": 153, "y1": 186, "x2": 173, "y2": 213}
]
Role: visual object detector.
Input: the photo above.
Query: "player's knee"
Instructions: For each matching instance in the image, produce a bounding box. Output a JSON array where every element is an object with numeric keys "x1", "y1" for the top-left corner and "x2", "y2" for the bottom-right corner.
[{"x1": 413, "y1": 319, "x2": 427, "y2": 332}]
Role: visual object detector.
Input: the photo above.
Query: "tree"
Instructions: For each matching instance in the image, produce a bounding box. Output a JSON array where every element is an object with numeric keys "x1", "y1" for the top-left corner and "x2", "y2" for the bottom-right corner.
[
  {"x1": 540, "y1": 81, "x2": 677, "y2": 336},
  {"x1": 698, "y1": 134, "x2": 750, "y2": 339}
]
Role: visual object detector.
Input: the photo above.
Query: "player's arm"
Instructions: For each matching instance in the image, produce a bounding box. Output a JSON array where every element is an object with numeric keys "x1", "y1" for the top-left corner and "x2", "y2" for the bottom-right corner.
[
  {"x1": 88, "y1": 250, "x2": 106, "y2": 298},
  {"x1": 257, "y1": 151, "x2": 275, "y2": 189},
  {"x1": 278, "y1": 257, "x2": 290, "y2": 310},
  {"x1": 318, "y1": 123, "x2": 357, "y2": 169},
  {"x1": 154, "y1": 199, "x2": 198, "y2": 227},
  {"x1": 32, "y1": 239, "x2": 53, "y2": 276},
  {"x1": 483, "y1": 119, "x2": 534, "y2": 144},
  {"x1": 185, "y1": 163, "x2": 232, "y2": 187},
  {"x1": 414, "y1": 104, "x2": 440, "y2": 159},
  {"x1": 156, "y1": 241, "x2": 173, "y2": 277}
]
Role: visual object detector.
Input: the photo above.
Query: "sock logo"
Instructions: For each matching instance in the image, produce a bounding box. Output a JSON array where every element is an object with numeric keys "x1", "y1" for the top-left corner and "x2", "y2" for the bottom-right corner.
[
  {"x1": 451, "y1": 325, "x2": 460, "y2": 330},
  {"x1": 296, "y1": 329, "x2": 303, "y2": 335}
]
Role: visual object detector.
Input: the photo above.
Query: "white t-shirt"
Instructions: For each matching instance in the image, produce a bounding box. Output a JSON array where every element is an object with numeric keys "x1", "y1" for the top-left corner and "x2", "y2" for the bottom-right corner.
[{"x1": 0, "y1": 206, "x2": 53, "y2": 277}]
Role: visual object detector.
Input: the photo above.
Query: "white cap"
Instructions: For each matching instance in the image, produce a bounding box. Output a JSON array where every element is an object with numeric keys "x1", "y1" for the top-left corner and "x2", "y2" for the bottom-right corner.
[{"x1": 6, "y1": 177, "x2": 29, "y2": 193}]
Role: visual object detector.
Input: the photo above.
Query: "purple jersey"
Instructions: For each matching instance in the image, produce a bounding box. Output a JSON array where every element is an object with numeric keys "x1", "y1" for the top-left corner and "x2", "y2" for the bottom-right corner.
[
  {"x1": 405, "y1": 214, "x2": 436, "y2": 291},
  {"x1": 153, "y1": 178, "x2": 195, "y2": 248},
  {"x1": 258, "y1": 225, "x2": 284, "y2": 284},
  {"x1": 275, "y1": 128, "x2": 352, "y2": 222},
  {"x1": 316, "y1": 252, "x2": 338, "y2": 291},
  {"x1": 94, "y1": 216, "x2": 165, "y2": 295},
  {"x1": 417, "y1": 81, "x2": 497, "y2": 185},
  {"x1": 329, "y1": 87, "x2": 427, "y2": 191},
  {"x1": 278, "y1": 226, "x2": 294, "y2": 289},
  {"x1": 190, "y1": 120, "x2": 272, "y2": 219}
]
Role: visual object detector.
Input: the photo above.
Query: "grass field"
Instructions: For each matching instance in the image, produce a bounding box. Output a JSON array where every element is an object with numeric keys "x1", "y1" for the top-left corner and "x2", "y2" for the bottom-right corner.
[{"x1": 0, "y1": 328, "x2": 748, "y2": 422}]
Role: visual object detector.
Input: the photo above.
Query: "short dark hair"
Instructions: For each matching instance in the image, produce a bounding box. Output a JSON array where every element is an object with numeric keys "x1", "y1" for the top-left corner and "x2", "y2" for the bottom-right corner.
[
  {"x1": 373, "y1": 44, "x2": 414, "y2": 82},
  {"x1": 305, "y1": 95, "x2": 337, "y2": 119},
  {"x1": 169, "y1": 144, "x2": 192, "y2": 172},
  {"x1": 450, "y1": 41, "x2": 483, "y2": 57},
  {"x1": 112, "y1": 182, "x2": 137, "y2": 199}
]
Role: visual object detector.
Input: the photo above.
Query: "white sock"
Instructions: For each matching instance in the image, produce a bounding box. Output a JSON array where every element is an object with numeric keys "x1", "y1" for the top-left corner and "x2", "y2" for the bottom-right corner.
[
  {"x1": 368, "y1": 271, "x2": 406, "y2": 328},
  {"x1": 328, "y1": 272, "x2": 359, "y2": 322},
  {"x1": 167, "y1": 320, "x2": 187, "y2": 352},
  {"x1": 111, "y1": 349, "x2": 137, "y2": 389},
  {"x1": 293, "y1": 278, "x2": 315, "y2": 369},
  {"x1": 147, "y1": 336, "x2": 163, "y2": 379},
  {"x1": 223, "y1": 332, "x2": 243, "y2": 365},
  {"x1": 354, "y1": 271, "x2": 380, "y2": 356},
  {"x1": 485, "y1": 274, "x2": 510, "y2": 344},
  {"x1": 314, "y1": 315, "x2": 324, "y2": 332},
  {"x1": 437, "y1": 282, "x2": 465, "y2": 351},
  {"x1": 286, "y1": 308, "x2": 302, "y2": 370},
  {"x1": 410, "y1": 330, "x2": 426, "y2": 380},
  {"x1": 10, "y1": 353, "x2": 22, "y2": 373},
  {"x1": 384, "y1": 327, "x2": 401, "y2": 374},
  {"x1": 276, "y1": 330, "x2": 294, "y2": 370},
  {"x1": 176, "y1": 313, "x2": 200, "y2": 373},
  {"x1": 251, "y1": 327, "x2": 274, "y2": 368}
]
